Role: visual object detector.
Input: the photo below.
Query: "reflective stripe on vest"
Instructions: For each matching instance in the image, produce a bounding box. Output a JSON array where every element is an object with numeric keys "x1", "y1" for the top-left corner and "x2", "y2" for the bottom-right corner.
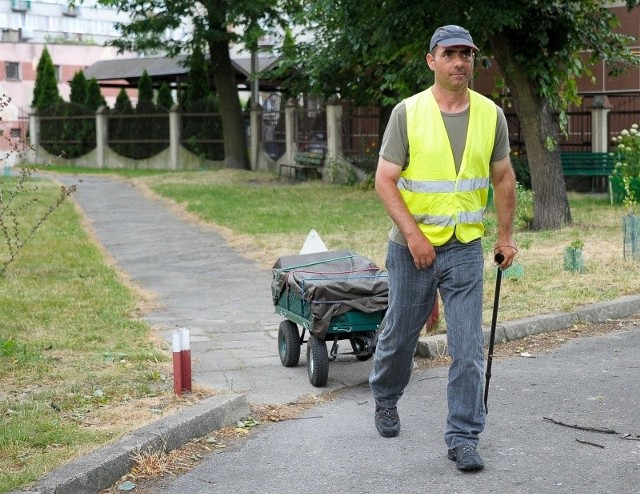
[
  {"x1": 401, "y1": 88, "x2": 497, "y2": 246},
  {"x1": 397, "y1": 176, "x2": 490, "y2": 194}
]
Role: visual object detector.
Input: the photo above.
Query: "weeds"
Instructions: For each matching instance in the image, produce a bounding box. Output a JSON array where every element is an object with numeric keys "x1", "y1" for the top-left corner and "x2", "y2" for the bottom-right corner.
[
  {"x1": 515, "y1": 182, "x2": 534, "y2": 230},
  {"x1": 0, "y1": 167, "x2": 77, "y2": 275},
  {"x1": 130, "y1": 440, "x2": 173, "y2": 478},
  {"x1": 0, "y1": 94, "x2": 77, "y2": 275}
]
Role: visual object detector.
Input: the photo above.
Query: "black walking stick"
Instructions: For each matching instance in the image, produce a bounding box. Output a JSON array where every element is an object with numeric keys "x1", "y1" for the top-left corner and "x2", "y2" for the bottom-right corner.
[{"x1": 484, "y1": 253, "x2": 504, "y2": 414}]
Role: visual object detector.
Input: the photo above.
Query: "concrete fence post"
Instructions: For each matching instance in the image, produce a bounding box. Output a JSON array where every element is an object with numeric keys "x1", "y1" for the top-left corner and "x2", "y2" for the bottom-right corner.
[
  {"x1": 326, "y1": 96, "x2": 343, "y2": 159},
  {"x1": 284, "y1": 98, "x2": 297, "y2": 164},
  {"x1": 250, "y1": 104, "x2": 263, "y2": 170},
  {"x1": 95, "y1": 106, "x2": 108, "y2": 169},
  {"x1": 169, "y1": 104, "x2": 181, "y2": 170},
  {"x1": 28, "y1": 111, "x2": 39, "y2": 163},
  {"x1": 590, "y1": 95, "x2": 612, "y2": 153}
]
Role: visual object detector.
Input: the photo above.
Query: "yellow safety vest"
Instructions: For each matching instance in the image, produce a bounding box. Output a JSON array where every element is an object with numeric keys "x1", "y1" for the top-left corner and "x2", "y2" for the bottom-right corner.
[{"x1": 400, "y1": 88, "x2": 497, "y2": 246}]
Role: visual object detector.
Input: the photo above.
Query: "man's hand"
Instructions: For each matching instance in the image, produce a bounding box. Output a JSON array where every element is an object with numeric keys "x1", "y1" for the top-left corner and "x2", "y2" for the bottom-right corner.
[
  {"x1": 407, "y1": 232, "x2": 436, "y2": 269},
  {"x1": 376, "y1": 156, "x2": 437, "y2": 270},
  {"x1": 493, "y1": 243, "x2": 517, "y2": 269}
]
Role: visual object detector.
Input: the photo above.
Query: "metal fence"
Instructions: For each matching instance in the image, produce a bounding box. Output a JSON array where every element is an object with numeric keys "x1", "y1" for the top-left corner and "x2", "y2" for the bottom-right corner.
[
  {"x1": 295, "y1": 106, "x2": 327, "y2": 153},
  {"x1": 28, "y1": 91, "x2": 640, "y2": 168},
  {"x1": 0, "y1": 121, "x2": 29, "y2": 154},
  {"x1": 608, "y1": 93, "x2": 640, "y2": 141},
  {"x1": 505, "y1": 92, "x2": 640, "y2": 154},
  {"x1": 108, "y1": 112, "x2": 170, "y2": 160},
  {"x1": 180, "y1": 111, "x2": 225, "y2": 161},
  {"x1": 262, "y1": 93, "x2": 286, "y2": 161},
  {"x1": 341, "y1": 104, "x2": 380, "y2": 173}
]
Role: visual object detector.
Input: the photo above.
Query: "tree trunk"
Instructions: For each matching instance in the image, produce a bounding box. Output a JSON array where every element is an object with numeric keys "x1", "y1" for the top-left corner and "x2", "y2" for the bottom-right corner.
[
  {"x1": 489, "y1": 35, "x2": 571, "y2": 230},
  {"x1": 206, "y1": 27, "x2": 250, "y2": 169}
]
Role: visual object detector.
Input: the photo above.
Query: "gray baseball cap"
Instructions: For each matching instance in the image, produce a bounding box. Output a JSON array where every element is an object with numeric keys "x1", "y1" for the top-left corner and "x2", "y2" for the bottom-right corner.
[{"x1": 429, "y1": 25, "x2": 478, "y2": 52}]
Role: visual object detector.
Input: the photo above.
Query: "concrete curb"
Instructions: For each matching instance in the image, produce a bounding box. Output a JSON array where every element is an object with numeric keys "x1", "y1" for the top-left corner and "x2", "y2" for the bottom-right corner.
[
  {"x1": 14, "y1": 394, "x2": 249, "y2": 494},
  {"x1": 417, "y1": 294, "x2": 640, "y2": 358}
]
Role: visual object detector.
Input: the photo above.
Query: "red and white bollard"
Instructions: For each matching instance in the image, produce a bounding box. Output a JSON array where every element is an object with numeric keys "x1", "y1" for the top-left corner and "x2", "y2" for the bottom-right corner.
[
  {"x1": 180, "y1": 327, "x2": 192, "y2": 392},
  {"x1": 172, "y1": 327, "x2": 192, "y2": 395}
]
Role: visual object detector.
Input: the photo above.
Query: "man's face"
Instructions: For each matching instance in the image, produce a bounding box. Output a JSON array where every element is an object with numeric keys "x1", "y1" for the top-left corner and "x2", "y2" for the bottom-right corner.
[{"x1": 426, "y1": 45, "x2": 475, "y2": 91}]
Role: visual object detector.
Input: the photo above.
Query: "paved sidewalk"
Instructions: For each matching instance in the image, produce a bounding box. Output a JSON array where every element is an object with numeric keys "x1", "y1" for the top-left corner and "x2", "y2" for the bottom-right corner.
[
  {"x1": 19, "y1": 174, "x2": 640, "y2": 494},
  {"x1": 54, "y1": 174, "x2": 374, "y2": 404}
]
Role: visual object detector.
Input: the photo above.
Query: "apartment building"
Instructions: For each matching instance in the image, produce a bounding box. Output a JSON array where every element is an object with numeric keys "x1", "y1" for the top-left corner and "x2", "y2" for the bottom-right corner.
[
  {"x1": 0, "y1": 0, "x2": 135, "y2": 159},
  {"x1": 0, "y1": 0, "x2": 128, "y2": 44}
]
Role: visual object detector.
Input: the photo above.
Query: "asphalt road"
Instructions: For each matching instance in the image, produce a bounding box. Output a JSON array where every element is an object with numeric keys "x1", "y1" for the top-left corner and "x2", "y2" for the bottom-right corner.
[{"x1": 139, "y1": 322, "x2": 640, "y2": 494}]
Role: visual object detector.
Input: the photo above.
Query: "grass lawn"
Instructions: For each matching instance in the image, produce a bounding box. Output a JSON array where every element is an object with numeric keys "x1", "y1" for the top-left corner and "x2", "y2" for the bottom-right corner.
[
  {"x1": 134, "y1": 169, "x2": 640, "y2": 325},
  {"x1": 0, "y1": 176, "x2": 196, "y2": 493}
]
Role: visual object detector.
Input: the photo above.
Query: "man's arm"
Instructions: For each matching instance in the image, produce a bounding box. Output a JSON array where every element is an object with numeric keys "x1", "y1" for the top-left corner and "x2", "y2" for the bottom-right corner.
[
  {"x1": 375, "y1": 157, "x2": 436, "y2": 268},
  {"x1": 490, "y1": 154, "x2": 517, "y2": 268}
]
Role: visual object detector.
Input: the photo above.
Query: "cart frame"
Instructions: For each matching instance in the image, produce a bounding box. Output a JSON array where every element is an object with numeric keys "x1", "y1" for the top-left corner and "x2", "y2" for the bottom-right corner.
[{"x1": 275, "y1": 289, "x2": 385, "y2": 387}]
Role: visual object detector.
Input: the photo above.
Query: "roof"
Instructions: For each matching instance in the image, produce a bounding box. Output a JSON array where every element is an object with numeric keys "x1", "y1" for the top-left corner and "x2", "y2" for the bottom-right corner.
[
  {"x1": 82, "y1": 55, "x2": 282, "y2": 91},
  {"x1": 83, "y1": 55, "x2": 190, "y2": 81}
]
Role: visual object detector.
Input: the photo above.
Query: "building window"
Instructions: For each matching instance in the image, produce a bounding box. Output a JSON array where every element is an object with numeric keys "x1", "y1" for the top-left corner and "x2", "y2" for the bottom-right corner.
[
  {"x1": 11, "y1": 0, "x2": 31, "y2": 12},
  {"x1": 53, "y1": 64, "x2": 61, "y2": 82},
  {"x1": 10, "y1": 128, "x2": 21, "y2": 139},
  {"x1": 6, "y1": 62, "x2": 20, "y2": 81}
]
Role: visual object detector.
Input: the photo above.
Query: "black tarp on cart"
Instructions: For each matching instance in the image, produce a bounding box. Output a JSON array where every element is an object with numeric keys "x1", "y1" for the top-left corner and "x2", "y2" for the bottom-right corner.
[{"x1": 271, "y1": 249, "x2": 388, "y2": 338}]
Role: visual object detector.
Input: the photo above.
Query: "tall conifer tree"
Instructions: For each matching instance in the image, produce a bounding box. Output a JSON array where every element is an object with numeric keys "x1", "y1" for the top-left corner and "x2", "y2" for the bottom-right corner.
[
  {"x1": 183, "y1": 44, "x2": 210, "y2": 111},
  {"x1": 156, "y1": 82, "x2": 174, "y2": 110},
  {"x1": 136, "y1": 70, "x2": 155, "y2": 112},
  {"x1": 69, "y1": 71, "x2": 87, "y2": 107},
  {"x1": 114, "y1": 88, "x2": 133, "y2": 113},
  {"x1": 85, "y1": 78, "x2": 106, "y2": 111},
  {"x1": 32, "y1": 47, "x2": 60, "y2": 112}
]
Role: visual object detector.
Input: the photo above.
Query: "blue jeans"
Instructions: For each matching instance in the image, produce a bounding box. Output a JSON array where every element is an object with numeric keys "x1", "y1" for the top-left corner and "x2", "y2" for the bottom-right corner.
[{"x1": 369, "y1": 238, "x2": 485, "y2": 448}]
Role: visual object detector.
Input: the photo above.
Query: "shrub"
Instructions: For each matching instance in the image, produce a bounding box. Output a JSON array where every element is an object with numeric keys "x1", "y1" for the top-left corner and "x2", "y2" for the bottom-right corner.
[
  {"x1": 39, "y1": 101, "x2": 95, "y2": 158},
  {"x1": 611, "y1": 123, "x2": 640, "y2": 212},
  {"x1": 515, "y1": 182, "x2": 534, "y2": 230}
]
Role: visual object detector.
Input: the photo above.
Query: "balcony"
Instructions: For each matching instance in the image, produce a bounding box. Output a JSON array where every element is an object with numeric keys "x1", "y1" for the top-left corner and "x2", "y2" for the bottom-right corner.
[
  {"x1": 11, "y1": 0, "x2": 31, "y2": 12},
  {"x1": 62, "y1": 5, "x2": 79, "y2": 17}
]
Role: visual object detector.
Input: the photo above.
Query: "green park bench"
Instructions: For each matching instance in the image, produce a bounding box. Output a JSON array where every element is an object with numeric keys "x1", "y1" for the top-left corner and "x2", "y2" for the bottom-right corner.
[
  {"x1": 279, "y1": 151, "x2": 326, "y2": 181},
  {"x1": 560, "y1": 151, "x2": 616, "y2": 193}
]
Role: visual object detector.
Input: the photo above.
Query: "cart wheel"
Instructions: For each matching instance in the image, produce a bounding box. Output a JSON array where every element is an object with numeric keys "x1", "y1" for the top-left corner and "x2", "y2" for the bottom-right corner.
[
  {"x1": 306, "y1": 335, "x2": 329, "y2": 387},
  {"x1": 351, "y1": 336, "x2": 374, "y2": 361},
  {"x1": 278, "y1": 320, "x2": 301, "y2": 367}
]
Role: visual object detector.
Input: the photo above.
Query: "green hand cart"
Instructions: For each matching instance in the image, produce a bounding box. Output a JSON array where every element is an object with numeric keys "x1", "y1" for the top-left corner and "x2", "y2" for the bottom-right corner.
[{"x1": 272, "y1": 250, "x2": 388, "y2": 387}]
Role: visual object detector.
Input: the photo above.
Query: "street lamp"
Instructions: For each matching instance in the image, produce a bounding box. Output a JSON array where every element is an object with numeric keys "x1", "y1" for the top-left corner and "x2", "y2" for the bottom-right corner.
[{"x1": 249, "y1": 39, "x2": 275, "y2": 169}]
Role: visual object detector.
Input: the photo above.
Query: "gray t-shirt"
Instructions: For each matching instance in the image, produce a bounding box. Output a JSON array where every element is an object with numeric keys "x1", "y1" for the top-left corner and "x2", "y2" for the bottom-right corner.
[{"x1": 380, "y1": 98, "x2": 511, "y2": 245}]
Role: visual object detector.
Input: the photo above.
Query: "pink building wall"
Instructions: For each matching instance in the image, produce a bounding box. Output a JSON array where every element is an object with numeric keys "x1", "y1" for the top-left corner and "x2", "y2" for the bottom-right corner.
[{"x1": 0, "y1": 42, "x2": 135, "y2": 157}]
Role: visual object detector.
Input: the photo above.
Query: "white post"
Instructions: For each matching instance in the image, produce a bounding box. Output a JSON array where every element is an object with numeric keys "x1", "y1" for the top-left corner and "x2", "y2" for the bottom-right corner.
[
  {"x1": 95, "y1": 106, "x2": 108, "y2": 169},
  {"x1": 326, "y1": 96, "x2": 343, "y2": 159},
  {"x1": 250, "y1": 104, "x2": 263, "y2": 170},
  {"x1": 28, "y1": 111, "x2": 39, "y2": 163},
  {"x1": 590, "y1": 95, "x2": 612, "y2": 153},
  {"x1": 285, "y1": 98, "x2": 297, "y2": 163},
  {"x1": 169, "y1": 104, "x2": 181, "y2": 170},
  {"x1": 590, "y1": 95, "x2": 613, "y2": 200}
]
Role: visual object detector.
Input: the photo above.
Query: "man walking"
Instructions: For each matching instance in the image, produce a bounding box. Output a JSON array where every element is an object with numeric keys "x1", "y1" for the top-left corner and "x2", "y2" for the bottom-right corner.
[{"x1": 369, "y1": 25, "x2": 517, "y2": 472}]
